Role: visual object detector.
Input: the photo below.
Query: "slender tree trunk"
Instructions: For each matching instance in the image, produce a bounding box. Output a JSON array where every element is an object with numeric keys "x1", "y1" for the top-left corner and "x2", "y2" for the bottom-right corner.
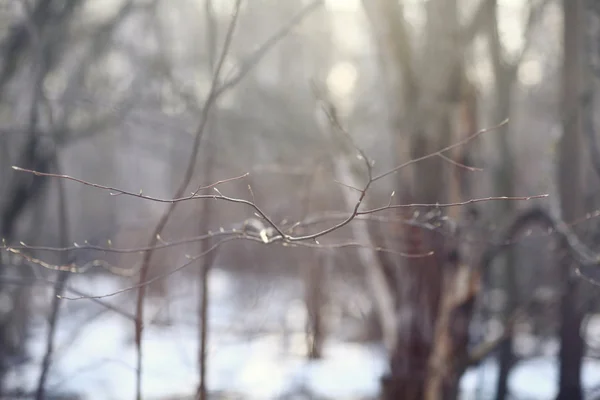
[
  {"x1": 36, "y1": 156, "x2": 69, "y2": 400},
  {"x1": 487, "y1": 15, "x2": 518, "y2": 396},
  {"x1": 492, "y1": 86, "x2": 517, "y2": 400},
  {"x1": 196, "y1": 3, "x2": 218, "y2": 399},
  {"x1": 305, "y1": 252, "x2": 325, "y2": 359},
  {"x1": 556, "y1": 1, "x2": 585, "y2": 399}
]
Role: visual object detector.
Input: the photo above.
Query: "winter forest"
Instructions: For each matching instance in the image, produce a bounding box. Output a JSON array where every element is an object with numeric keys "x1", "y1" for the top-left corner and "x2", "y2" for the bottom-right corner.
[{"x1": 0, "y1": 0, "x2": 599, "y2": 399}]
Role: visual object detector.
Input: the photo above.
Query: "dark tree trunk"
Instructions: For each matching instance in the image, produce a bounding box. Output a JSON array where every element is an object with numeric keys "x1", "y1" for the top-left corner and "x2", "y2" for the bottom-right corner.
[
  {"x1": 556, "y1": 268, "x2": 584, "y2": 400},
  {"x1": 556, "y1": 0, "x2": 585, "y2": 399}
]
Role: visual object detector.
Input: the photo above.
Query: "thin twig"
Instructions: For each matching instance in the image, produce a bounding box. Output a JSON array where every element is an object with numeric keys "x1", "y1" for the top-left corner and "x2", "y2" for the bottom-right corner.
[
  {"x1": 2, "y1": 229, "x2": 237, "y2": 254},
  {"x1": 0, "y1": 277, "x2": 134, "y2": 320},
  {"x1": 437, "y1": 153, "x2": 483, "y2": 171},
  {"x1": 372, "y1": 119, "x2": 509, "y2": 183},
  {"x1": 360, "y1": 194, "x2": 548, "y2": 214},
  {"x1": 62, "y1": 236, "x2": 240, "y2": 301},
  {"x1": 51, "y1": 236, "x2": 430, "y2": 301},
  {"x1": 11, "y1": 167, "x2": 249, "y2": 203}
]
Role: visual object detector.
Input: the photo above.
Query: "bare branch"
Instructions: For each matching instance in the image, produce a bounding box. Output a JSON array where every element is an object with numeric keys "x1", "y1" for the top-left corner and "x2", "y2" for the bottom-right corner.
[
  {"x1": 0, "y1": 277, "x2": 135, "y2": 321},
  {"x1": 4, "y1": 246, "x2": 135, "y2": 275},
  {"x1": 361, "y1": 194, "x2": 548, "y2": 214},
  {"x1": 64, "y1": 236, "x2": 238, "y2": 301},
  {"x1": 11, "y1": 202, "x2": 600, "y2": 262},
  {"x1": 373, "y1": 119, "x2": 509, "y2": 182},
  {"x1": 289, "y1": 240, "x2": 433, "y2": 258},
  {"x1": 10, "y1": 167, "x2": 249, "y2": 203},
  {"x1": 49, "y1": 235, "x2": 431, "y2": 301},
  {"x1": 12, "y1": 119, "x2": 543, "y2": 248},
  {"x1": 1, "y1": 229, "x2": 236, "y2": 254},
  {"x1": 437, "y1": 153, "x2": 483, "y2": 172}
]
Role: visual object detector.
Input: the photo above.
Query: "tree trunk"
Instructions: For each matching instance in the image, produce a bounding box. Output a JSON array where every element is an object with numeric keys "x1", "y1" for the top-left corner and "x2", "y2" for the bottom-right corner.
[
  {"x1": 556, "y1": 0, "x2": 585, "y2": 399},
  {"x1": 305, "y1": 252, "x2": 327, "y2": 359},
  {"x1": 362, "y1": 0, "x2": 480, "y2": 398},
  {"x1": 485, "y1": 2, "x2": 518, "y2": 397}
]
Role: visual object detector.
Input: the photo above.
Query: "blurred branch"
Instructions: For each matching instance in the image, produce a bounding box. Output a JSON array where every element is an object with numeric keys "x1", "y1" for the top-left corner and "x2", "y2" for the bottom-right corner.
[
  {"x1": 461, "y1": 0, "x2": 495, "y2": 43},
  {"x1": 52, "y1": 238, "x2": 431, "y2": 302},
  {"x1": 56, "y1": 0, "x2": 146, "y2": 145},
  {"x1": 0, "y1": 277, "x2": 134, "y2": 319},
  {"x1": 465, "y1": 309, "x2": 525, "y2": 367},
  {"x1": 0, "y1": 0, "x2": 51, "y2": 97},
  {"x1": 481, "y1": 207, "x2": 600, "y2": 281},
  {"x1": 159, "y1": 0, "x2": 324, "y2": 107},
  {"x1": 583, "y1": 3, "x2": 600, "y2": 182},
  {"x1": 582, "y1": 91, "x2": 600, "y2": 184},
  {"x1": 487, "y1": 0, "x2": 551, "y2": 81},
  {"x1": 463, "y1": 0, "x2": 549, "y2": 57},
  {"x1": 0, "y1": 0, "x2": 72, "y2": 390},
  {"x1": 462, "y1": 208, "x2": 599, "y2": 370},
  {"x1": 513, "y1": 0, "x2": 552, "y2": 69},
  {"x1": 216, "y1": 0, "x2": 324, "y2": 96},
  {"x1": 362, "y1": 0, "x2": 416, "y2": 98},
  {"x1": 63, "y1": 236, "x2": 241, "y2": 301},
  {"x1": 3, "y1": 229, "x2": 238, "y2": 254},
  {"x1": 0, "y1": 0, "x2": 81, "y2": 100}
]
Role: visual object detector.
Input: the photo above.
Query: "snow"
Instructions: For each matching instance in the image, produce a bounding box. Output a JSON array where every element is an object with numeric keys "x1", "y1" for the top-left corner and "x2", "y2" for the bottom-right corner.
[
  {"x1": 461, "y1": 358, "x2": 600, "y2": 400},
  {"x1": 5, "y1": 270, "x2": 600, "y2": 399}
]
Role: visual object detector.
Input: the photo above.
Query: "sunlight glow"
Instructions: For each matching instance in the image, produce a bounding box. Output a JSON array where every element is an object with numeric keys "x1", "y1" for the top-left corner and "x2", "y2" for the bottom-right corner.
[
  {"x1": 327, "y1": 61, "x2": 358, "y2": 98},
  {"x1": 497, "y1": 0, "x2": 525, "y2": 56},
  {"x1": 325, "y1": 0, "x2": 361, "y2": 12},
  {"x1": 518, "y1": 59, "x2": 543, "y2": 86}
]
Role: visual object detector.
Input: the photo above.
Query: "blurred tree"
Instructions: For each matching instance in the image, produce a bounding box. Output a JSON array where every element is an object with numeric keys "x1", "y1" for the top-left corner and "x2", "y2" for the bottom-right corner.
[
  {"x1": 0, "y1": 0, "x2": 82, "y2": 391},
  {"x1": 0, "y1": 0, "x2": 141, "y2": 393},
  {"x1": 484, "y1": 1, "x2": 550, "y2": 398},
  {"x1": 556, "y1": 0, "x2": 585, "y2": 398},
  {"x1": 362, "y1": 0, "x2": 481, "y2": 398}
]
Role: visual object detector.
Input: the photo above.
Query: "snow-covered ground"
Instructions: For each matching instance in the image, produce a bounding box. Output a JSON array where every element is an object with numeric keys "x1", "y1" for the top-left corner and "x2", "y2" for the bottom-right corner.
[{"x1": 6, "y1": 269, "x2": 600, "y2": 399}]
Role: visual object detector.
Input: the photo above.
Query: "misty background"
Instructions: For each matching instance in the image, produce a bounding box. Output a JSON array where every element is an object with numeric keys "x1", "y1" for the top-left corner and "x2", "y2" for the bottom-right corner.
[{"x1": 0, "y1": 0, "x2": 599, "y2": 399}]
